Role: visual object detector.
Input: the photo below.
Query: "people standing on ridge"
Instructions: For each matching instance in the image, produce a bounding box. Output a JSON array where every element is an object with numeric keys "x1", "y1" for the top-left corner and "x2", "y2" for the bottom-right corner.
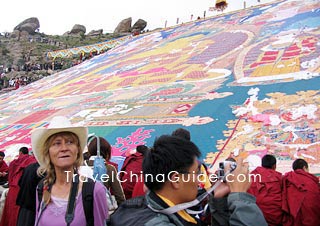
[
  {"x1": 247, "y1": 154, "x2": 283, "y2": 226},
  {"x1": 282, "y1": 158, "x2": 320, "y2": 226},
  {"x1": 110, "y1": 135, "x2": 267, "y2": 225},
  {"x1": 14, "y1": 78, "x2": 20, "y2": 89},
  {"x1": 31, "y1": 116, "x2": 107, "y2": 226},
  {"x1": 87, "y1": 136, "x2": 125, "y2": 205},
  {"x1": 0, "y1": 147, "x2": 37, "y2": 226}
]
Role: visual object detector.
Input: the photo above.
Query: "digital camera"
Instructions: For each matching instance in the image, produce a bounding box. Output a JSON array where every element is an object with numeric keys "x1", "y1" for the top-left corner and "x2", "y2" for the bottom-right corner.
[{"x1": 217, "y1": 161, "x2": 237, "y2": 179}]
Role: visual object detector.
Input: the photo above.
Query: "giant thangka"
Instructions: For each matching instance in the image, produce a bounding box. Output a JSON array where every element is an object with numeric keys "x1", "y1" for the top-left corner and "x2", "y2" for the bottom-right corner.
[{"x1": 0, "y1": 0, "x2": 319, "y2": 174}]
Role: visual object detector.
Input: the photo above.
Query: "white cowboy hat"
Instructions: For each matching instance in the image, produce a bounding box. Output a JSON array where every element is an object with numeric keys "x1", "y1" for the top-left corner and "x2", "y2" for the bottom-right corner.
[{"x1": 31, "y1": 116, "x2": 88, "y2": 166}]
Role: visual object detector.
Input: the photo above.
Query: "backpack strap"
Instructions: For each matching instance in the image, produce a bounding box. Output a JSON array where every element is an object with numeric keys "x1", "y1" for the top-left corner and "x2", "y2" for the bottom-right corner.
[
  {"x1": 37, "y1": 178, "x2": 45, "y2": 212},
  {"x1": 82, "y1": 178, "x2": 95, "y2": 226},
  {"x1": 65, "y1": 174, "x2": 79, "y2": 226},
  {"x1": 96, "y1": 136, "x2": 101, "y2": 157},
  {"x1": 87, "y1": 135, "x2": 101, "y2": 157}
]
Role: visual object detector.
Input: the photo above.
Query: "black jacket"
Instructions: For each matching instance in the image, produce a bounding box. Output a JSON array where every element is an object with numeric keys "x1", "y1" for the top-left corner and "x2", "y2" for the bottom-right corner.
[{"x1": 110, "y1": 191, "x2": 200, "y2": 226}]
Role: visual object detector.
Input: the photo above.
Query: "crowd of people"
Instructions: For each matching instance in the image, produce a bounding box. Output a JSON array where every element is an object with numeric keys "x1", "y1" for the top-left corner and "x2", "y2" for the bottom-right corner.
[
  {"x1": 0, "y1": 48, "x2": 107, "y2": 93},
  {"x1": 0, "y1": 63, "x2": 60, "y2": 92},
  {"x1": 0, "y1": 116, "x2": 319, "y2": 226}
]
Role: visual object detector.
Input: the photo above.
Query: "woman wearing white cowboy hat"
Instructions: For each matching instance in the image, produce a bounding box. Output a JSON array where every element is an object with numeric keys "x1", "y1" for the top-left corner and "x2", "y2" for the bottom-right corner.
[{"x1": 32, "y1": 116, "x2": 108, "y2": 226}]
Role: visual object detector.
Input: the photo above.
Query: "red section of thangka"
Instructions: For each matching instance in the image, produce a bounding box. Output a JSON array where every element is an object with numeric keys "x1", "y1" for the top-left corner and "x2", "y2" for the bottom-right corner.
[
  {"x1": 184, "y1": 71, "x2": 207, "y2": 79},
  {"x1": 111, "y1": 127, "x2": 154, "y2": 156},
  {"x1": 14, "y1": 110, "x2": 59, "y2": 124},
  {"x1": 172, "y1": 104, "x2": 193, "y2": 114},
  {"x1": 250, "y1": 37, "x2": 317, "y2": 68},
  {"x1": 0, "y1": 125, "x2": 33, "y2": 150},
  {"x1": 151, "y1": 88, "x2": 184, "y2": 96},
  {"x1": 139, "y1": 78, "x2": 171, "y2": 85},
  {"x1": 117, "y1": 77, "x2": 139, "y2": 87}
]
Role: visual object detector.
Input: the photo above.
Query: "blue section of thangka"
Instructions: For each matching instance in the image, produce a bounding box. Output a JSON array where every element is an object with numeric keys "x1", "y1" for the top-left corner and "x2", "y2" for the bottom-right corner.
[{"x1": 90, "y1": 75, "x2": 320, "y2": 164}]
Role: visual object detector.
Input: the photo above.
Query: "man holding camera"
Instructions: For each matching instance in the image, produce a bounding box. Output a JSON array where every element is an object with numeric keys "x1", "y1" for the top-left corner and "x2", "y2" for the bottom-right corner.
[{"x1": 110, "y1": 135, "x2": 266, "y2": 225}]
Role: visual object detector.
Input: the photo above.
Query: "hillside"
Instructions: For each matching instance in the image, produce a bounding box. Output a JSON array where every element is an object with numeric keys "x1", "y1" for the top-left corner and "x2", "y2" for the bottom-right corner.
[{"x1": 0, "y1": 32, "x2": 125, "y2": 81}]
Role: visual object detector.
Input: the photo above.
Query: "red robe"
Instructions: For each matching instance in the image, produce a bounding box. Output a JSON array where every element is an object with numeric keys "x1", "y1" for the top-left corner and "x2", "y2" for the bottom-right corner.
[
  {"x1": 247, "y1": 167, "x2": 283, "y2": 226},
  {"x1": 282, "y1": 169, "x2": 320, "y2": 226},
  {"x1": 132, "y1": 178, "x2": 146, "y2": 198},
  {"x1": 0, "y1": 160, "x2": 8, "y2": 182},
  {"x1": 119, "y1": 152, "x2": 144, "y2": 199},
  {"x1": 0, "y1": 161, "x2": 8, "y2": 173},
  {"x1": 0, "y1": 155, "x2": 37, "y2": 226}
]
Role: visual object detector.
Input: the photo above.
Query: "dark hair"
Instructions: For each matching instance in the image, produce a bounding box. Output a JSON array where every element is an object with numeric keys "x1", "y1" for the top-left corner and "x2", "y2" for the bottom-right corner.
[
  {"x1": 83, "y1": 152, "x2": 90, "y2": 161},
  {"x1": 171, "y1": 128, "x2": 191, "y2": 141},
  {"x1": 87, "y1": 136, "x2": 112, "y2": 160},
  {"x1": 0, "y1": 152, "x2": 5, "y2": 157},
  {"x1": 136, "y1": 145, "x2": 149, "y2": 156},
  {"x1": 143, "y1": 135, "x2": 201, "y2": 191},
  {"x1": 19, "y1": 147, "x2": 29, "y2": 154},
  {"x1": 225, "y1": 157, "x2": 236, "y2": 162},
  {"x1": 292, "y1": 158, "x2": 308, "y2": 170},
  {"x1": 261, "y1": 154, "x2": 276, "y2": 169}
]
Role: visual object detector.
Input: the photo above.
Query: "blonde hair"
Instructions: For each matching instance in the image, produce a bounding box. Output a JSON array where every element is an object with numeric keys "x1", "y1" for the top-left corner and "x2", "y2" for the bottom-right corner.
[{"x1": 37, "y1": 131, "x2": 84, "y2": 185}]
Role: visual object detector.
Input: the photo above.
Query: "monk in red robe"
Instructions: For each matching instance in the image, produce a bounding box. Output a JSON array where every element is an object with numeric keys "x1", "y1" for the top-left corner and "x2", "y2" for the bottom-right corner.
[
  {"x1": 0, "y1": 152, "x2": 8, "y2": 185},
  {"x1": 0, "y1": 147, "x2": 37, "y2": 226},
  {"x1": 282, "y1": 158, "x2": 320, "y2": 226},
  {"x1": 119, "y1": 145, "x2": 148, "y2": 199},
  {"x1": 248, "y1": 154, "x2": 283, "y2": 226},
  {"x1": 131, "y1": 177, "x2": 147, "y2": 198}
]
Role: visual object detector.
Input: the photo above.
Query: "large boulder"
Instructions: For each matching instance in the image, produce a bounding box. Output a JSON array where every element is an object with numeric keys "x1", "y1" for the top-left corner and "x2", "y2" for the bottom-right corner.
[
  {"x1": 132, "y1": 19, "x2": 147, "y2": 32},
  {"x1": 14, "y1": 17, "x2": 40, "y2": 35},
  {"x1": 114, "y1": 17, "x2": 132, "y2": 33},
  {"x1": 70, "y1": 24, "x2": 86, "y2": 34}
]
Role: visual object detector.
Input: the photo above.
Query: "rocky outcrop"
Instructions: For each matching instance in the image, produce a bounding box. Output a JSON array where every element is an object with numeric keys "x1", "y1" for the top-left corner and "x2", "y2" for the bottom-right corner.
[
  {"x1": 114, "y1": 18, "x2": 147, "y2": 35},
  {"x1": 70, "y1": 24, "x2": 86, "y2": 34},
  {"x1": 14, "y1": 17, "x2": 40, "y2": 35},
  {"x1": 9, "y1": 30, "x2": 30, "y2": 41},
  {"x1": 132, "y1": 19, "x2": 147, "y2": 33},
  {"x1": 114, "y1": 17, "x2": 132, "y2": 33},
  {"x1": 87, "y1": 29, "x2": 103, "y2": 36},
  {"x1": 9, "y1": 30, "x2": 20, "y2": 39}
]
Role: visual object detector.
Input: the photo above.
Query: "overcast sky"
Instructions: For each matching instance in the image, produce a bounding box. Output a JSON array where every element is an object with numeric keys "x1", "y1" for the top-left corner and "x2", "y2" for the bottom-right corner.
[{"x1": 0, "y1": 0, "x2": 274, "y2": 35}]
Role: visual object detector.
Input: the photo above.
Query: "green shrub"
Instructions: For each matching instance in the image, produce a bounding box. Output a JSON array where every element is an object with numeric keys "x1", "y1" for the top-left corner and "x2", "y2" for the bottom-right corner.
[{"x1": 1, "y1": 47, "x2": 9, "y2": 56}]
